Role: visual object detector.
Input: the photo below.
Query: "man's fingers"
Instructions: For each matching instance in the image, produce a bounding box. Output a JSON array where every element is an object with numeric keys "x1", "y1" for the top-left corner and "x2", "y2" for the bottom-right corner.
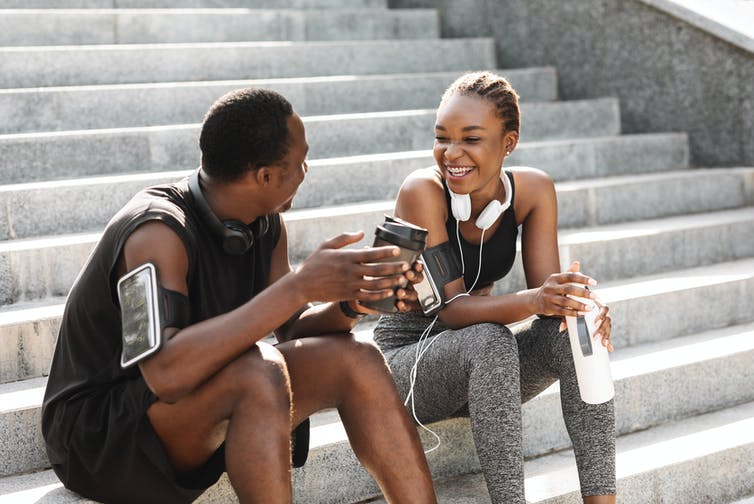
[
  {"x1": 354, "y1": 288, "x2": 398, "y2": 302},
  {"x1": 320, "y1": 231, "x2": 366, "y2": 250},
  {"x1": 358, "y1": 273, "x2": 406, "y2": 291},
  {"x1": 351, "y1": 245, "x2": 402, "y2": 263},
  {"x1": 358, "y1": 259, "x2": 409, "y2": 278}
]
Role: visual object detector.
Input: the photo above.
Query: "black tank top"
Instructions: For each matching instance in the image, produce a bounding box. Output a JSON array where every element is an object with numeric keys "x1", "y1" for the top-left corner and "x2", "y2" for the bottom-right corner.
[
  {"x1": 42, "y1": 176, "x2": 281, "y2": 420},
  {"x1": 443, "y1": 170, "x2": 518, "y2": 290}
]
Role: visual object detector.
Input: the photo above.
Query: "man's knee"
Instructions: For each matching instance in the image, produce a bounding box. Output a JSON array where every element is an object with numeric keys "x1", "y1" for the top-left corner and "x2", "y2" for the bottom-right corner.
[
  {"x1": 332, "y1": 336, "x2": 390, "y2": 380},
  {"x1": 222, "y1": 342, "x2": 291, "y2": 410}
]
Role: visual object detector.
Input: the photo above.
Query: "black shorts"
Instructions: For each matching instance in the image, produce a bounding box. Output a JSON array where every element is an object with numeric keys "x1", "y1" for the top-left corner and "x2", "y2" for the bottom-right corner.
[{"x1": 45, "y1": 378, "x2": 224, "y2": 504}]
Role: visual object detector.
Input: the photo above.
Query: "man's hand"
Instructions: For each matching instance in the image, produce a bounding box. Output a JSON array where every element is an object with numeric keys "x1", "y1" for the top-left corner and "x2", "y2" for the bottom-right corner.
[{"x1": 294, "y1": 231, "x2": 411, "y2": 304}]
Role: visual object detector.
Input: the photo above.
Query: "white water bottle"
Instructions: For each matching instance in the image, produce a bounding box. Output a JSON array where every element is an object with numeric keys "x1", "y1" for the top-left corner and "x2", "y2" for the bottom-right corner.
[{"x1": 565, "y1": 291, "x2": 614, "y2": 404}]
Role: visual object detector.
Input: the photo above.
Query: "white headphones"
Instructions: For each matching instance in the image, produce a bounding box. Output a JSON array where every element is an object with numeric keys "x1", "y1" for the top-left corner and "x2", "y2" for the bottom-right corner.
[{"x1": 449, "y1": 171, "x2": 512, "y2": 230}]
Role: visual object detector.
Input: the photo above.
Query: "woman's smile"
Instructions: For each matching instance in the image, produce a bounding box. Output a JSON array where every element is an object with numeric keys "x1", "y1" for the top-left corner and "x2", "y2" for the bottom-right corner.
[{"x1": 445, "y1": 164, "x2": 476, "y2": 178}]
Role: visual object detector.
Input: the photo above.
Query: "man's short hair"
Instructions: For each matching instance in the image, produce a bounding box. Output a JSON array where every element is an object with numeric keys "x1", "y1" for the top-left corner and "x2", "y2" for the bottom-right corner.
[{"x1": 199, "y1": 88, "x2": 294, "y2": 182}]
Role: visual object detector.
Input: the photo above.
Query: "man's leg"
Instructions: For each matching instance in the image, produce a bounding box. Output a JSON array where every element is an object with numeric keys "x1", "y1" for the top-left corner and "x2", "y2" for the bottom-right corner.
[
  {"x1": 146, "y1": 342, "x2": 293, "y2": 503},
  {"x1": 277, "y1": 334, "x2": 437, "y2": 504}
]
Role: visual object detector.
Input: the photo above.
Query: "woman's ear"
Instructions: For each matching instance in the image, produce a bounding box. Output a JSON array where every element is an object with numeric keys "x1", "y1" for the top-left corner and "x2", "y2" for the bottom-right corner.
[{"x1": 503, "y1": 130, "x2": 519, "y2": 155}]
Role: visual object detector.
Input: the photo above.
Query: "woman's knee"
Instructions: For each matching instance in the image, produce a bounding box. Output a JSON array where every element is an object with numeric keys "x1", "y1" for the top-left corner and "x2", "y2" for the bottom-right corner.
[{"x1": 464, "y1": 323, "x2": 517, "y2": 355}]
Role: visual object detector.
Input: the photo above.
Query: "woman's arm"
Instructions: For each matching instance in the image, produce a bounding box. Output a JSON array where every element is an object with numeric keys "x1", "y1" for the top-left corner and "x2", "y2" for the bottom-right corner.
[{"x1": 395, "y1": 168, "x2": 598, "y2": 329}]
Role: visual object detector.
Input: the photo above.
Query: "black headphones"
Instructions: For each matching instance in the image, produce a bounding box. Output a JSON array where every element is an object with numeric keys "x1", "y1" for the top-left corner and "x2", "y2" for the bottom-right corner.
[{"x1": 188, "y1": 169, "x2": 270, "y2": 255}]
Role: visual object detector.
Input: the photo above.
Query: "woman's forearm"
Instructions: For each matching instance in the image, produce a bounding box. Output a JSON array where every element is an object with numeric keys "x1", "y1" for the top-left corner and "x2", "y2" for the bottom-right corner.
[{"x1": 437, "y1": 289, "x2": 538, "y2": 329}]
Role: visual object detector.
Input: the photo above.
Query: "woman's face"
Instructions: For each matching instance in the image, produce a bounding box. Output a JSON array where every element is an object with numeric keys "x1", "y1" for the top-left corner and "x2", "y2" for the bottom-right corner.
[{"x1": 433, "y1": 93, "x2": 514, "y2": 197}]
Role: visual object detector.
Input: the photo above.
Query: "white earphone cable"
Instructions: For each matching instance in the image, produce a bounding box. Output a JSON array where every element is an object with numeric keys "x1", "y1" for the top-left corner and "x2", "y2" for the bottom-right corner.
[{"x1": 405, "y1": 222, "x2": 487, "y2": 454}]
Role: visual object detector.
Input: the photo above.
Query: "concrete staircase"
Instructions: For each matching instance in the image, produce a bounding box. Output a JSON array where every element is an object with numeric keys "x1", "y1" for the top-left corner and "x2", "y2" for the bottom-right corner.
[{"x1": 0, "y1": 1, "x2": 753, "y2": 503}]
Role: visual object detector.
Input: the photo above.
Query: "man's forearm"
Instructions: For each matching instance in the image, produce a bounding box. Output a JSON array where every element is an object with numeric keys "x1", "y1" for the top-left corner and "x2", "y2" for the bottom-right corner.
[{"x1": 276, "y1": 301, "x2": 359, "y2": 342}]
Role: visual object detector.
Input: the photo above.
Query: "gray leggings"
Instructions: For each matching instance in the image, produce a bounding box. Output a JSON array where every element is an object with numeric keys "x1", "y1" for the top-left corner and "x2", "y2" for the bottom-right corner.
[{"x1": 374, "y1": 313, "x2": 616, "y2": 503}]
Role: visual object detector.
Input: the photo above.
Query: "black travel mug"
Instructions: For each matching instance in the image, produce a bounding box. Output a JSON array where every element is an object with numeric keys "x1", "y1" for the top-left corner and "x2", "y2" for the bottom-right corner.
[{"x1": 360, "y1": 215, "x2": 428, "y2": 313}]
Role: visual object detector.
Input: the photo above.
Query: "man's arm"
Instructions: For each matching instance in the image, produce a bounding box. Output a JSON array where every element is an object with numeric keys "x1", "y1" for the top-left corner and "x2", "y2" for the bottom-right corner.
[
  {"x1": 269, "y1": 221, "x2": 396, "y2": 343},
  {"x1": 123, "y1": 220, "x2": 311, "y2": 403},
  {"x1": 125, "y1": 219, "x2": 411, "y2": 402}
]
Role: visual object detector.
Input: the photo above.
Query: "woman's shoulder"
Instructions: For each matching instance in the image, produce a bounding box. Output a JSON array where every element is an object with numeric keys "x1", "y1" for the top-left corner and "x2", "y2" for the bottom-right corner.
[
  {"x1": 395, "y1": 167, "x2": 449, "y2": 233},
  {"x1": 507, "y1": 166, "x2": 557, "y2": 221},
  {"x1": 508, "y1": 166, "x2": 555, "y2": 197},
  {"x1": 507, "y1": 166, "x2": 553, "y2": 185},
  {"x1": 399, "y1": 166, "x2": 445, "y2": 197}
]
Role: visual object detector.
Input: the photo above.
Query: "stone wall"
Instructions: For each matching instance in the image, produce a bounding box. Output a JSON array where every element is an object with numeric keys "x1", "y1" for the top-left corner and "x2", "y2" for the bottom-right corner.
[{"x1": 390, "y1": 0, "x2": 754, "y2": 167}]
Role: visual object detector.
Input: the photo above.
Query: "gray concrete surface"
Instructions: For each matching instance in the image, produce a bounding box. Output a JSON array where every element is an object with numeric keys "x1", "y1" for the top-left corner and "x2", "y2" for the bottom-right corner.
[{"x1": 389, "y1": 0, "x2": 754, "y2": 167}]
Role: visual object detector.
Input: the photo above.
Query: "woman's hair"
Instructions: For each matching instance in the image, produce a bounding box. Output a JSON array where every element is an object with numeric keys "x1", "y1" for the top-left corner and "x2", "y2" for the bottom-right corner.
[
  {"x1": 199, "y1": 87, "x2": 294, "y2": 182},
  {"x1": 440, "y1": 71, "x2": 521, "y2": 135}
]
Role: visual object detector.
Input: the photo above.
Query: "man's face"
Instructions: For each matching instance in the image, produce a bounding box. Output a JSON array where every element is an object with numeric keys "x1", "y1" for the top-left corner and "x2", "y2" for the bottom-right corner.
[{"x1": 269, "y1": 113, "x2": 308, "y2": 213}]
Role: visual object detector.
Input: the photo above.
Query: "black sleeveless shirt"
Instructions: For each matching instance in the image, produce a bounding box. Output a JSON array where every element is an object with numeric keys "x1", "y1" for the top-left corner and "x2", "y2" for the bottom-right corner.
[
  {"x1": 443, "y1": 170, "x2": 519, "y2": 290},
  {"x1": 42, "y1": 176, "x2": 281, "y2": 433}
]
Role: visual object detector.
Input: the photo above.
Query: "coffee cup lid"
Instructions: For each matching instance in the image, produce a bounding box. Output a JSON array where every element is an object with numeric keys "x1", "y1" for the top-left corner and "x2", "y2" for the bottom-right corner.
[{"x1": 375, "y1": 216, "x2": 427, "y2": 251}]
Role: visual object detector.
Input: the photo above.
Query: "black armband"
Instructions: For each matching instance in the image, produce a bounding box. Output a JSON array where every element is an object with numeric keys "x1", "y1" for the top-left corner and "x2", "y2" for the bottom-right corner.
[
  {"x1": 414, "y1": 241, "x2": 463, "y2": 315},
  {"x1": 159, "y1": 288, "x2": 191, "y2": 333}
]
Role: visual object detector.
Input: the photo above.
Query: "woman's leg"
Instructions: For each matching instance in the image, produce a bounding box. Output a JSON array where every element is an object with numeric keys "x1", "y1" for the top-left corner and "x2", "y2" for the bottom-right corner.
[
  {"x1": 515, "y1": 317, "x2": 616, "y2": 499},
  {"x1": 382, "y1": 320, "x2": 526, "y2": 504}
]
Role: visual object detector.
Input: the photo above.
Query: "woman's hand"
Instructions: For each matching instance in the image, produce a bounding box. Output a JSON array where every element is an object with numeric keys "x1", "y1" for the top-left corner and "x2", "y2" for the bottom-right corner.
[
  {"x1": 542, "y1": 261, "x2": 613, "y2": 352},
  {"x1": 394, "y1": 261, "x2": 425, "y2": 312},
  {"x1": 590, "y1": 298, "x2": 614, "y2": 352},
  {"x1": 532, "y1": 261, "x2": 598, "y2": 317}
]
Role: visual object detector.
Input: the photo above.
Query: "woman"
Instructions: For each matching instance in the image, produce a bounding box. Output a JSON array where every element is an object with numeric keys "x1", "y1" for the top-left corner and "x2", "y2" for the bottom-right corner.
[{"x1": 375, "y1": 71, "x2": 616, "y2": 503}]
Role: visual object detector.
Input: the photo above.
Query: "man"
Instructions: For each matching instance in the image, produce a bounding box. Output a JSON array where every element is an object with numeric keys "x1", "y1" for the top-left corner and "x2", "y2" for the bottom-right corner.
[{"x1": 42, "y1": 88, "x2": 437, "y2": 503}]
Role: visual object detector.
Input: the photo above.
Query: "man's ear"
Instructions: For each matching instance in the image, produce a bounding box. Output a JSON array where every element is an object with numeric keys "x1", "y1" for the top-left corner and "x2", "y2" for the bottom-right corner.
[{"x1": 254, "y1": 166, "x2": 272, "y2": 187}]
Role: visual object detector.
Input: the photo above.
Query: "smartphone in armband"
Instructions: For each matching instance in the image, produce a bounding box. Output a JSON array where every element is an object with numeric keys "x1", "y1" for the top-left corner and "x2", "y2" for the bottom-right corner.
[
  {"x1": 118, "y1": 263, "x2": 163, "y2": 368},
  {"x1": 413, "y1": 257, "x2": 443, "y2": 316}
]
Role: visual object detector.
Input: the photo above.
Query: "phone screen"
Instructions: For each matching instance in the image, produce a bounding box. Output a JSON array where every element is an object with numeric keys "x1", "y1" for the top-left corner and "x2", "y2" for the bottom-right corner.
[
  {"x1": 414, "y1": 258, "x2": 443, "y2": 315},
  {"x1": 118, "y1": 263, "x2": 162, "y2": 368}
]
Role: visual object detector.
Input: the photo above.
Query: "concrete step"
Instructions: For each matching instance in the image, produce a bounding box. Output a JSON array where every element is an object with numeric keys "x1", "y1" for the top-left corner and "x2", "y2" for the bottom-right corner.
[
  {"x1": 2, "y1": 196, "x2": 753, "y2": 305},
  {"x1": 1, "y1": 151, "x2": 722, "y2": 241},
  {"x1": 527, "y1": 400, "x2": 754, "y2": 503},
  {"x1": 0, "y1": 0, "x2": 387, "y2": 9},
  {"x1": 269, "y1": 201, "x2": 754, "y2": 268},
  {"x1": 0, "y1": 37, "x2": 495, "y2": 88},
  {"x1": 2, "y1": 234, "x2": 753, "y2": 381},
  {"x1": 3, "y1": 207, "x2": 753, "y2": 382},
  {"x1": 556, "y1": 166, "x2": 754, "y2": 226},
  {"x1": 0, "y1": 8, "x2": 439, "y2": 47},
  {"x1": 0, "y1": 67, "x2": 558, "y2": 134},
  {"x1": 402, "y1": 400, "x2": 754, "y2": 504},
  {"x1": 451, "y1": 201, "x2": 754, "y2": 294},
  {"x1": 0, "y1": 298, "x2": 63, "y2": 384},
  {"x1": 2, "y1": 321, "x2": 753, "y2": 498},
  {"x1": 0, "y1": 99, "x2": 620, "y2": 184},
  {"x1": 6, "y1": 183, "x2": 748, "y2": 381}
]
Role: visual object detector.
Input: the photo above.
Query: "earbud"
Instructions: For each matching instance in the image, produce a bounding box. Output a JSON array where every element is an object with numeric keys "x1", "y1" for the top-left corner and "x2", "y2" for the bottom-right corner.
[
  {"x1": 449, "y1": 171, "x2": 512, "y2": 231},
  {"x1": 188, "y1": 168, "x2": 269, "y2": 255}
]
